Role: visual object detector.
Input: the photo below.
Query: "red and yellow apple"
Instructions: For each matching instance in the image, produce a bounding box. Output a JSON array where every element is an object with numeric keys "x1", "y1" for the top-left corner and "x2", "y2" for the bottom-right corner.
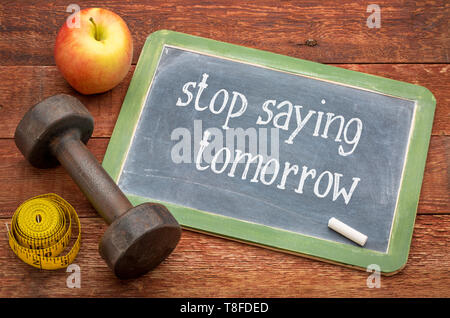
[{"x1": 54, "y1": 8, "x2": 133, "y2": 95}]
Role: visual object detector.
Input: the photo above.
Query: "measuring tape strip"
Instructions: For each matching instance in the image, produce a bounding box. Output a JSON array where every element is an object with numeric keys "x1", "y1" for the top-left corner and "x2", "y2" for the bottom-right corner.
[{"x1": 8, "y1": 193, "x2": 81, "y2": 270}]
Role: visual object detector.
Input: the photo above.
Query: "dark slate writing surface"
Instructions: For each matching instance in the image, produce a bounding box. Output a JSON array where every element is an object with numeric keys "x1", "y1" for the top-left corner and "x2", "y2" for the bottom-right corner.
[{"x1": 118, "y1": 46, "x2": 415, "y2": 252}]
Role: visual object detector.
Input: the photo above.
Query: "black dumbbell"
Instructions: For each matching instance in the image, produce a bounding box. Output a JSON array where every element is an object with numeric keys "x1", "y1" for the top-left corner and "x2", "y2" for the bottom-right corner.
[{"x1": 15, "y1": 94, "x2": 181, "y2": 279}]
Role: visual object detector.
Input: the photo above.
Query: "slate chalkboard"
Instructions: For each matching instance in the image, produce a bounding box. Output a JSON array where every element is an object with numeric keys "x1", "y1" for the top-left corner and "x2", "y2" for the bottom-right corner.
[{"x1": 103, "y1": 31, "x2": 435, "y2": 274}]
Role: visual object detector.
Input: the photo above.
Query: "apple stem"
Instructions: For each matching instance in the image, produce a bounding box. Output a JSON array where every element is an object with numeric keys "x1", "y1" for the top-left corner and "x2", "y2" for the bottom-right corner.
[{"x1": 89, "y1": 17, "x2": 100, "y2": 41}]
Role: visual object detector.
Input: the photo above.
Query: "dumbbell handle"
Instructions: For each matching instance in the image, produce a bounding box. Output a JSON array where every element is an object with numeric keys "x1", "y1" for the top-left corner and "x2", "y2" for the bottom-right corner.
[{"x1": 50, "y1": 128, "x2": 132, "y2": 224}]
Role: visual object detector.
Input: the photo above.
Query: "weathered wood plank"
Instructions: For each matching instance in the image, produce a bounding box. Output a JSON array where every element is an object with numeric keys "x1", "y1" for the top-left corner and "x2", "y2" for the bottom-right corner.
[
  {"x1": 0, "y1": 64, "x2": 448, "y2": 138},
  {"x1": 0, "y1": 66, "x2": 132, "y2": 139},
  {"x1": 0, "y1": 1, "x2": 448, "y2": 65},
  {"x1": 0, "y1": 0, "x2": 448, "y2": 301},
  {"x1": 0, "y1": 214, "x2": 448, "y2": 297},
  {"x1": 0, "y1": 136, "x2": 447, "y2": 218}
]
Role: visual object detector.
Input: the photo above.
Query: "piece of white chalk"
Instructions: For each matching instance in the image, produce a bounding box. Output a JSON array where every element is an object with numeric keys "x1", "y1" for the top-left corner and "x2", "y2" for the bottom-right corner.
[{"x1": 328, "y1": 217, "x2": 368, "y2": 247}]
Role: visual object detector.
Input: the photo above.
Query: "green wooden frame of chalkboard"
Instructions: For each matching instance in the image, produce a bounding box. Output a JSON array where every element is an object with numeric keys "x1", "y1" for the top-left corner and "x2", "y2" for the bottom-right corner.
[{"x1": 102, "y1": 30, "x2": 435, "y2": 275}]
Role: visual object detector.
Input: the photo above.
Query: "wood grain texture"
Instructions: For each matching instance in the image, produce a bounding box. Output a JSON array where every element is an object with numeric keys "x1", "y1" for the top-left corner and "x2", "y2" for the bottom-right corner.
[
  {"x1": 0, "y1": 0, "x2": 448, "y2": 65},
  {"x1": 0, "y1": 0, "x2": 448, "y2": 299},
  {"x1": 0, "y1": 136, "x2": 447, "y2": 218},
  {"x1": 0, "y1": 64, "x2": 448, "y2": 138},
  {"x1": 0, "y1": 214, "x2": 448, "y2": 297}
]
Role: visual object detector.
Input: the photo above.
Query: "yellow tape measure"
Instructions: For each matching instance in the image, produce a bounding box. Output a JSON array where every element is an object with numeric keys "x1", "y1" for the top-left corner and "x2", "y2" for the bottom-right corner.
[{"x1": 8, "y1": 193, "x2": 81, "y2": 270}]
